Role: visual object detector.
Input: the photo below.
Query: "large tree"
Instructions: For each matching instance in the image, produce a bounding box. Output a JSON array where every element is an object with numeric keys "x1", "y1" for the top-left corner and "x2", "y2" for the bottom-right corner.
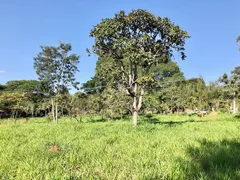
[
  {"x1": 34, "y1": 42, "x2": 80, "y2": 123},
  {"x1": 89, "y1": 9, "x2": 189, "y2": 126}
]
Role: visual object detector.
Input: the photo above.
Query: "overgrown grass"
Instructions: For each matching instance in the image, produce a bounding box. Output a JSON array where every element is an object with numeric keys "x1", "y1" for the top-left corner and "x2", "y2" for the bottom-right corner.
[{"x1": 0, "y1": 114, "x2": 240, "y2": 179}]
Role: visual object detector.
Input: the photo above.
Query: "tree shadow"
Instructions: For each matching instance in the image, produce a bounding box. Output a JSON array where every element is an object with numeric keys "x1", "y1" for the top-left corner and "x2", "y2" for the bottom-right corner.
[
  {"x1": 234, "y1": 114, "x2": 240, "y2": 119},
  {"x1": 176, "y1": 139, "x2": 240, "y2": 179},
  {"x1": 142, "y1": 114, "x2": 205, "y2": 127},
  {"x1": 87, "y1": 117, "x2": 106, "y2": 123}
]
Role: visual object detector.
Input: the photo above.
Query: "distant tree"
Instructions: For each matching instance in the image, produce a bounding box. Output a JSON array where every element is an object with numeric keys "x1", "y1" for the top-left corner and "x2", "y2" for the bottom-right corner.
[
  {"x1": 34, "y1": 42, "x2": 80, "y2": 123},
  {"x1": 81, "y1": 78, "x2": 98, "y2": 94},
  {"x1": 218, "y1": 66, "x2": 240, "y2": 114},
  {"x1": 85, "y1": 94, "x2": 102, "y2": 117},
  {"x1": 143, "y1": 61, "x2": 186, "y2": 114},
  {"x1": 0, "y1": 92, "x2": 28, "y2": 120},
  {"x1": 101, "y1": 87, "x2": 130, "y2": 120},
  {"x1": 94, "y1": 56, "x2": 121, "y2": 91},
  {"x1": 154, "y1": 62, "x2": 185, "y2": 85},
  {"x1": 90, "y1": 9, "x2": 189, "y2": 126},
  {"x1": 5, "y1": 80, "x2": 40, "y2": 93},
  {"x1": 205, "y1": 82, "x2": 223, "y2": 112},
  {"x1": 0, "y1": 84, "x2": 6, "y2": 92},
  {"x1": 0, "y1": 80, "x2": 43, "y2": 118}
]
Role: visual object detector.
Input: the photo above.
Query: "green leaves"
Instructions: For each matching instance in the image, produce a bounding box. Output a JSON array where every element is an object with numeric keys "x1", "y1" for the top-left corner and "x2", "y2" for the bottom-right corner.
[
  {"x1": 4, "y1": 80, "x2": 40, "y2": 93},
  {"x1": 34, "y1": 42, "x2": 80, "y2": 94},
  {"x1": 90, "y1": 9, "x2": 190, "y2": 125},
  {"x1": 90, "y1": 9, "x2": 190, "y2": 64}
]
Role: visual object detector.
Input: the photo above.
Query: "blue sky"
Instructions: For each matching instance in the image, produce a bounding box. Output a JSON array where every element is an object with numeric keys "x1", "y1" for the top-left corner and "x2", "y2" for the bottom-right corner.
[{"x1": 0, "y1": 0, "x2": 239, "y2": 86}]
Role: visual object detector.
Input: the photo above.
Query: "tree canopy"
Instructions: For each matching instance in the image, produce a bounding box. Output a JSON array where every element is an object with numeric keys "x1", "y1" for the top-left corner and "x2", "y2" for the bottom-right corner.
[
  {"x1": 34, "y1": 42, "x2": 80, "y2": 123},
  {"x1": 90, "y1": 9, "x2": 190, "y2": 126}
]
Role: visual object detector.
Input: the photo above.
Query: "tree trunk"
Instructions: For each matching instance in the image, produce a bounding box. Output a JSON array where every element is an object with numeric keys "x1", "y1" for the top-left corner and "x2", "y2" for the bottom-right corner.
[
  {"x1": 133, "y1": 94, "x2": 138, "y2": 127},
  {"x1": 133, "y1": 110, "x2": 138, "y2": 127},
  {"x1": 110, "y1": 110, "x2": 113, "y2": 120},
  {"x1": 132, "y1": 84, "x2": 143, "y2": 127},
  {"x1": 55, "y1": 104, "x2": 58, "y2": 124},
  {"x1": 51, "y1": 98, "x2": 55, "y2": 122},
  {"x1": 31, "y1": 106, "x2": 34, "y2": 117},
  {"x1": 14, "y1": 110, "x2": 17, "y2": 124},
  {"x1": 101, "y1": 111, "x2": 104, "y2": 121},
  {"x1": 233, "y1": 98, "x2": 236, "y2": 114}
]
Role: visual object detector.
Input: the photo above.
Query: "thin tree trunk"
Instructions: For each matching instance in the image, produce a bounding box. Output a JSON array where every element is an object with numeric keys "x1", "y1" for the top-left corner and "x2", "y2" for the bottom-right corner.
[
  {"x1": 32, "y1": 106, "x2": 34, "y2": 117},
  {"x1": 137, "y1": 88, "x2": 144, "y2": 111},
  {"x1": 110, "y1": 110, "x2": 113, "y2": 120},
  {"x1": 120, "y1": 110, "x2": 123, "y2": 120},
  {"x1": 133, "y1": 95, "x2": 137, "y2": 127},
  {"x1": 101, "y1": 111, "x2": 104, "y2": 121},
  {"x1": 55, "y1": 104, "x2": 58, "y2": 124},
  {"x1": 233, "y1": 97, "x2": 237, "y2": 114},
  {"x1": 51, "y1": 98, "x2": 55, "y2": 122},
  {"x1": 11, "y1": 111, "x2": 15, "y2": 119},
  {"x1": 14, "y1": 110, "x2": 18, "y2": 124}
]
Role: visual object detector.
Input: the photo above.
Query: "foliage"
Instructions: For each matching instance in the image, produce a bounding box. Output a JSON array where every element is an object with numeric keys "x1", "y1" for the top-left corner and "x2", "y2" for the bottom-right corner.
[
  {"x1": 81, "y1": 78, "x2": 97, "y2": 94},
  {"x1": 4, "y1": 80, "x2": 40, "y2": 93},
  {"x1": 0, "y1": 84, "x2": 6, "y2": 92},
  {"x1": 90, "y1": 9, "x2": 190, "y2": 126},
  {"x1": 33, "y1": 42, "x2": 80, "y2": 123},
  {"x1": 34, "y1": 42, "x2": 80, "y2": 94},
  {"x1": 0, "y1": 92, "x2": 29, "y2": 119},
  {"x1": 218, "y1": 66, "x2": 240, "y2": 113}
]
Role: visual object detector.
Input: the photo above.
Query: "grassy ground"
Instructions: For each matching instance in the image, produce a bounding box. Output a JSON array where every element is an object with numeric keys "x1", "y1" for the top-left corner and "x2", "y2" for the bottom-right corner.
[{"x1": 0, "y1": 114, "x2": 240, "y2": 179}]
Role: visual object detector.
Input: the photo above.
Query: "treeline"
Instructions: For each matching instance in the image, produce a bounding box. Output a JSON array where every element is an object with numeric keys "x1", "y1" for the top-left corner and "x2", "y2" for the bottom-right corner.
[{"x1": 0, "y1": 62, "x2": 239, "y2": 120}]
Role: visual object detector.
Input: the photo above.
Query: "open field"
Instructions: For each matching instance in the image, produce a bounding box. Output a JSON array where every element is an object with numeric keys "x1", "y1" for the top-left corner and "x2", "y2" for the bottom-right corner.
[{"x1": 0, "y1": 114, "x2": 240, "y2": 179}]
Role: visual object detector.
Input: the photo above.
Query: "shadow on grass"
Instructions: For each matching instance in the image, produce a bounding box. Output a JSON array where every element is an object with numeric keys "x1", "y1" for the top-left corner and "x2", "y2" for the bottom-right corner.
[
  {"x1": 234, "y1": 114, "x2": 240, "y2": 119},
  {"x1": 141, "y1": 114, "x2": 205, "y2": 127},
  {"x1": 87, "y1": 114, "x2": 131, "y2": 123},
  {"x1": 176, "y1": 139, "x2": 240, "y2": 179},
  {"x1": 86, "y1": 118, "x2": 106, "y2": 123}
]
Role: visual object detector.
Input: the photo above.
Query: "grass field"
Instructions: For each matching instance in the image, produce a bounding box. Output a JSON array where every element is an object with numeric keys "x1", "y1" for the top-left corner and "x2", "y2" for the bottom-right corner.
[{"x1": 0, "y1": 114, "x2": 240, "y2": 179}]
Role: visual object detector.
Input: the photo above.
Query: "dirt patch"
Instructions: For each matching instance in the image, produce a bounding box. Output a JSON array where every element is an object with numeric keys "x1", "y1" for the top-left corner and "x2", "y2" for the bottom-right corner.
[
  {"x1": 22, "y1": 119, "x2": 29, "y2": 123},
  {"x1": 209, "y1": 112, "x2": 218, "y2": 121},
  {"x1": 48, "y1": 145, "x2": 60, "y2": 152}
]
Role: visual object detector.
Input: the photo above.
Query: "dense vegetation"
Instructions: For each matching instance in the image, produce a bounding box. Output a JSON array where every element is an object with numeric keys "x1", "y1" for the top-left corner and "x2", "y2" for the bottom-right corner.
[{"x1": 0, "y1": 63, "x2": 239, "y2": 121}]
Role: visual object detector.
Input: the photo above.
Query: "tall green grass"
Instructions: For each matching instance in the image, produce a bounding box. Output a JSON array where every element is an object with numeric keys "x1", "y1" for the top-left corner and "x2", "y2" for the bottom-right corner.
[{"x1": 0, "y1": 114, "x2": 239, "y2": 179}]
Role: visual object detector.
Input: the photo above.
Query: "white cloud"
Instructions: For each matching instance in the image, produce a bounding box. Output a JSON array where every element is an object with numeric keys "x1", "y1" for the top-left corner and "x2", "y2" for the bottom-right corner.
[{"x1": 0, "y1": 71, "x2": 5, "y2": 73}]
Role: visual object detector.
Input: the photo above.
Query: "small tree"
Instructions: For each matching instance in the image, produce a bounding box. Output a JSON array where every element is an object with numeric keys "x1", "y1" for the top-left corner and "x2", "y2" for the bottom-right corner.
[
  {"x1": 34, "y1": 42, "x2": 80, "y2": 123},
  {"x1": 90, "y1": 9, "x2": 189, "y2": 126}
]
